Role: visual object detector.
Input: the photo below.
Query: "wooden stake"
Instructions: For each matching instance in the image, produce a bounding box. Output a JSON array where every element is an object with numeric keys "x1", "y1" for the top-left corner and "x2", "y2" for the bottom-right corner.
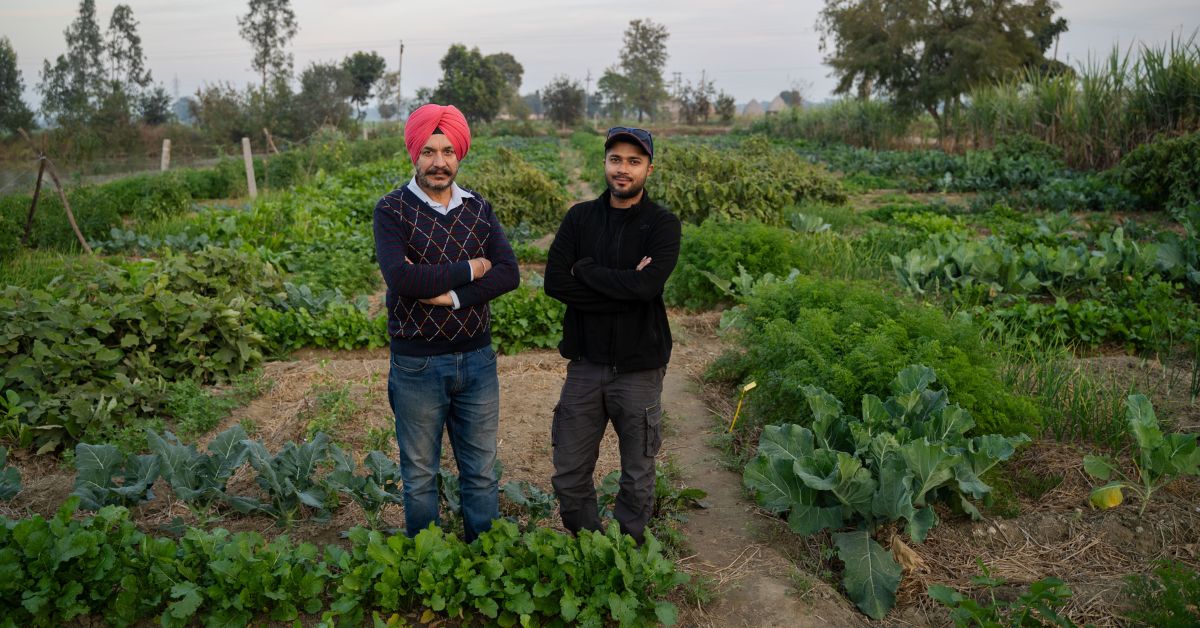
[
  {"x1": 20, "y1": 158, "x2": 46, "y2": 247},
  {"x1": 262, "y1": 127, "x2": 279, "y2": 154},
  {"x1": 17, "y1": 129, "x2": 93, "y2": 255},
  {"x1": 160, "y1": 138, "x2": 171, "y2": 171},
  {"x1": 242, "y1": 137, "x2": 257, "y2": 199}
]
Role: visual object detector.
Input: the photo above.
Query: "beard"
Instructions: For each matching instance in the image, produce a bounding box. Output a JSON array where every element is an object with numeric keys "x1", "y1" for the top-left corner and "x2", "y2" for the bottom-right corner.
[
  {"x1": 607, "y1": 174, "x2": 645, "y2": 200},
  {"x1": 417, "y1": 165, "x2": 456, "y2": 191}
]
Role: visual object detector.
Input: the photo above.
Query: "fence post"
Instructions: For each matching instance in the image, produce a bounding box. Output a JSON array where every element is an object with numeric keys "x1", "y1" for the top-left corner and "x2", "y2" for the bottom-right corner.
[
  {"x1": 242, "y1": 137, "x2": 257, "y2": 199},
  {"x1": 160, "y1": 138, "x2": 171, "y2": 171}
]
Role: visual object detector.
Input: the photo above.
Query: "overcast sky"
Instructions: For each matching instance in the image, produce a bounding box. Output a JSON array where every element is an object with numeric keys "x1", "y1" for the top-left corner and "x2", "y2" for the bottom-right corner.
[{"x1": 3, "y1": 0, "x2": 1197, "y2": 111}]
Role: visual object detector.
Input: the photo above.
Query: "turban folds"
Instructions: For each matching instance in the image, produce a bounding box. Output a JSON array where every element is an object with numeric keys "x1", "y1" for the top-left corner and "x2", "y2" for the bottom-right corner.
[{"x1": 405, "y1": 104, "x2": 471, "y2": 164}]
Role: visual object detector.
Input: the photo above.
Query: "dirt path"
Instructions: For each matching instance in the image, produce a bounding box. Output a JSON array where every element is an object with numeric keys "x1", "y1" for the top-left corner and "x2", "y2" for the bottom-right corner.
[{"x1": 663, "y1": 316, "x2": 864, "y2": 627}]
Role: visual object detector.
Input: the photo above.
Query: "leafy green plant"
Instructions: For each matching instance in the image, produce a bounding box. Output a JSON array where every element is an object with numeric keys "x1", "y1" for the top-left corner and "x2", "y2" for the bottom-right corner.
[
  {"x1": 243, "y1": 432, "x2": 337, "y2": 526},
  {"x1": 0, "y1": 497, "x2": 686, "y2": 626},
  {"x1": 1118, "y1": 131, "x2": 1200, "y2": 211},
  {"x1": 71, "y1": 443, "x2": 161, "y2": 510},
  {"x1": 742, "y1": 365, "x2": 1029, "y2": 618},
  {"x1": 326, "y1": 447, "x2": 404, "y2": 529},
  {"x1": 711, "y1": 275, "x2": 1041, "y2": 438},
  {"x1": 146, "y1": 425, "x2": 258, "y2": 520},
  {"x1": 928, "y1": 561, "x2": 1076, "y2": 628},
  {"x1": 500, "y1": 479, "x2": 556, "y2": 531},
  {"x1": 1083, "y1": 394, "x2": 1200, "y2": 515},
  {"x1": 489, "y1": 280, "x2": 565, "y2": 354},
  {"x1": 1123, "y1": 559, "x2": 1200, "y2": 626},
  {"x1": 654, "y1": 135, "x2": 846, "y2": 226},
  {"x1": 0, "y1": 445, "x2": 20, "y2": 499}
]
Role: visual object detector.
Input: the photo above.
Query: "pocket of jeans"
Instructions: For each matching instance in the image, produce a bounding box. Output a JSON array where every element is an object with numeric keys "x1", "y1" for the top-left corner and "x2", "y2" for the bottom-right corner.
[
  {"x1": 644, "y1": 403, "x2": 662, "y2": 457},
  {"x1": 391, "y1": 353, "x2": 430, "y2": 373},
  {"x1": 482, "y1": 345, "x2": 497, "y2": 364}
]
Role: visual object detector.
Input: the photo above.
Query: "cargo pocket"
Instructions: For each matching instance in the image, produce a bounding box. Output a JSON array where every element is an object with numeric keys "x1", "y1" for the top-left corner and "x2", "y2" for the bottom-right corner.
[
  {"x1": 550, "y1": 403, "x2": 561, "y2": 448},
  {"x1": 644, "y1": 403, "x2": 662, "y2": 457}
]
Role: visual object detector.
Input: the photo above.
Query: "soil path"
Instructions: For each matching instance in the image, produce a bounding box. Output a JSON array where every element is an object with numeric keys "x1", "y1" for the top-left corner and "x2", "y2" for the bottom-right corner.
[{"x1": 662, "y1": 317, "x2": 864, "y2": 627}]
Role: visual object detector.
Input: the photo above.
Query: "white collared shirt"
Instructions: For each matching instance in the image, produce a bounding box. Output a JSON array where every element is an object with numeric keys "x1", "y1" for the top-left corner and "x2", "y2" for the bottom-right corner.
[
  {"x1": 405, "y1": 177, "x2": 474, "y2": 215},
  {"x1": 405, "y1": 177, "x2": 476, "y2": 309}
]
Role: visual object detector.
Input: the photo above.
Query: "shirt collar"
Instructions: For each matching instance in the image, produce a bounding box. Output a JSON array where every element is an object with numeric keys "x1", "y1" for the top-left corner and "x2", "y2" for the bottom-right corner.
[{"x1": 406, "y1": 176, "x2": 473, "y2": 213}]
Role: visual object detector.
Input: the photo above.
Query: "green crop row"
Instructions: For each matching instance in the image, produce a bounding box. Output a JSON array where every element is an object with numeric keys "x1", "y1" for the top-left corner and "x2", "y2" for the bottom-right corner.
[{"x1": 0, "y1": 498, "x2": 683, "y2": 627}]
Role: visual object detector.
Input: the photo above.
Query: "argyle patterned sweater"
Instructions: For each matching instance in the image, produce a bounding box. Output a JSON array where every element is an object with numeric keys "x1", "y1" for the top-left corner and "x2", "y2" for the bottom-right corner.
[{"x1": 373, "y1": 185, "x2": 519, "y2": 356}]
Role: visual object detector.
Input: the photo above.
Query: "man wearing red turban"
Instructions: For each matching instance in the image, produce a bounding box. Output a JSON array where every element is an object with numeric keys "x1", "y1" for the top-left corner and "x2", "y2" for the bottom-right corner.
[{"x1": 374, "y1": 103, "x2": 520, "y2": 542}]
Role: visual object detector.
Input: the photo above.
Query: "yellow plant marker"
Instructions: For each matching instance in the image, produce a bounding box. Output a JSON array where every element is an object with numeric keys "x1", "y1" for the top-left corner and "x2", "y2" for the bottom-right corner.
[{"x1": 727, "y1": 381, "x2": 757, "y2": 433}]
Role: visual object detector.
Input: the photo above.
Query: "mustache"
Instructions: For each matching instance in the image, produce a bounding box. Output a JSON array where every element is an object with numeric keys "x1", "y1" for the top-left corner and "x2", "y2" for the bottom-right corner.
[{"x1": 424, "y1": 167, "x2": 452, "y2": 176}]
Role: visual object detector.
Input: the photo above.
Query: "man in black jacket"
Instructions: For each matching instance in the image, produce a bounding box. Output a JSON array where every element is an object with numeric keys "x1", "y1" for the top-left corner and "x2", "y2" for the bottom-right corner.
[{"x1": 543, "y1": 126, "x2": 681, "y2": 544}]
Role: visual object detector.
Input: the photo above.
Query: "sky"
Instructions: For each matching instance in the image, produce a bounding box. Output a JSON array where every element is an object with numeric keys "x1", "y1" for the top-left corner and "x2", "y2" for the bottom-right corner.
[{"x1": 2, "y1": 0, "x2": 1197, "y2": 111}]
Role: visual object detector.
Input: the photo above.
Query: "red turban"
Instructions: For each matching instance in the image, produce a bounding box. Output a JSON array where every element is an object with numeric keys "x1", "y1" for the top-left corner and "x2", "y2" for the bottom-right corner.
[{"x1": 404, "y1": 104, "x2": 471, "y2": 164}]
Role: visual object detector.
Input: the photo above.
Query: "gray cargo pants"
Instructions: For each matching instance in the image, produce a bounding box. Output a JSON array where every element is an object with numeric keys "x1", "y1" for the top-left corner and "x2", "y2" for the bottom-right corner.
[{"x1": 551, "y1": 359, "x2": 665, "y2": 544}]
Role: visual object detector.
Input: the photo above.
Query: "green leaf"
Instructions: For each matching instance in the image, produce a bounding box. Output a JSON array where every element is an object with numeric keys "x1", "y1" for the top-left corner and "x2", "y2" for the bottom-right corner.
[
  {"x1": 900, "y1": 440, "x2": 960, "y2": 507},
  {"x1": 1126, "y1": 394, "x2": 1164, "y2": 454},
  {"x1": 168, "y1": 582, "x2": 203, "y2": 619},
  {"x1": 787, "y1": 503, "x2": 845, "y2": 535},
  {"x1": 655, "y1": 601, "x2": 679, "y2": 626},
  {"x1": 757, "y1": 423, "x2": 815, "y2": 462},
  {"x1": 794, "y1": 451, "x2": 876, "y2": 515},
  {"x1": 1082, "y1": 455, "x2": 1117, "y2": 481},
  {"x1": 870, "y1": 454, "x2": 916, "y2": 524},
  {"x1": 743, "y1": 454, "x2": 811, "y2": 514},
  {"x1": 834, "y1": 529, "x2": 902, "y2": 620}
]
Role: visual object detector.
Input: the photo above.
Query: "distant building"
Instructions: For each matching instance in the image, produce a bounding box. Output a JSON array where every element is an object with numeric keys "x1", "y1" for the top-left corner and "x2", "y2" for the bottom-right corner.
[
  {"x1": 766, "y1": 95, "x2": 790, "y2": 115},
  {"x1": 742, "y1": 99, "x2": 765, "y2": 117}
]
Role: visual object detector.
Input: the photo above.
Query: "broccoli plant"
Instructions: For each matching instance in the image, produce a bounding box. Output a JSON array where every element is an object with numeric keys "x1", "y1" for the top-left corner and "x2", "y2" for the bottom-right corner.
[
  {"x1": 146, "y1": 425, "x2": 258, "y2": 521},
  {"x1": 325, "y1": 447, "x2": 403, "y2": 529},
  {"x1": 743, "y1": 365, "x2": 1029, "y2": 619},
  {"x1": 71, "y1": 443, "x2": 160, "y2": 510},
  {"x1": 243, "y1": 432, "x2": 337, "y2": 527}
]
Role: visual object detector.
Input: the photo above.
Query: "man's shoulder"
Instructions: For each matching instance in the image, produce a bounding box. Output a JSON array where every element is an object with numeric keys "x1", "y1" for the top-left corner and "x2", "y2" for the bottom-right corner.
[{"x1": 375, "y1": 186, "x2": 415, "y2": 213}]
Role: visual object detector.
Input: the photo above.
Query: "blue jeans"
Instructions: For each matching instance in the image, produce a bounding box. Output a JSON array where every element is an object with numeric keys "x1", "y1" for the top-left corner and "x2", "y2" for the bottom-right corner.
[{"x1": 388, "y1": 345, "x2": 499, "y2": 542}]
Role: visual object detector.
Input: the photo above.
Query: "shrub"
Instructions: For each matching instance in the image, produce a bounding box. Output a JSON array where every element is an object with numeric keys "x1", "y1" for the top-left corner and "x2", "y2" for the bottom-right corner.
[
  {"x1": 1118, "y1": 131, "x2": 1200, "y2": 211},
  {"x1": 654, "y1": 135, "x2": 846, "y2": 225}
]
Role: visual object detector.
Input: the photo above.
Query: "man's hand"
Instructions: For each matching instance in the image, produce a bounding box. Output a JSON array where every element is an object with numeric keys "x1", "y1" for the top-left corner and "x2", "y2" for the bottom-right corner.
[
  {"x1": 470, "y1": 257, "x2": 492, "y2": 279},
  {"x1": 636, "y1": 256, "x2": 652, "y2": 271},
  {"x1": 419, "y1": 292, "x2": 455, "y2": 306}
]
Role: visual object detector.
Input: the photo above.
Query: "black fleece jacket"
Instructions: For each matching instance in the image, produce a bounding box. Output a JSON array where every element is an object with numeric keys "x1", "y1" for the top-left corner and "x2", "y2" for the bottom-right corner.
[{"x1": 544, "y1": 190, "x2": 681, "y2": 371}]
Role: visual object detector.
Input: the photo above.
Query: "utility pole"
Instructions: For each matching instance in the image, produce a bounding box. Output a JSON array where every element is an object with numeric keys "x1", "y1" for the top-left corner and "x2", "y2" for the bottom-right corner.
[
  {"x1": 398, "y1": 40, "x2": 405, "y2": 117},
  {"x1": 584, "y1": 69, "x2": 592, "y2": 120}
]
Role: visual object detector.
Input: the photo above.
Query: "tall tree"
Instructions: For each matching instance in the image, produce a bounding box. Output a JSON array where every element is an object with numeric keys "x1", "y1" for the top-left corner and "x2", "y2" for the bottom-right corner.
[
  {"x1": 818, "y1": 0, "x2": 1067, "y2": 136},
  {"x1": 296, "y1": 61, "x2": 353, "y2": 133},
  {"x1": 137, "y1": 85, "x2": 173, "y2": 125},
  {"x1": 618, "y1": 19, "x2": 669, "y2": 122},
  {"x1": 714, "y1": 91, "x2": 736, "y2": 123},
  {"x1": 375, "y1": 70, "x2": 402, "y2": 120},
  {"x1": 677, "y1": 77, "x2": 715, "y2": 124},
  {"x1": 596, "y1": 67, "x2": 629, "y2": 119},
  {"x1": 541, "y1": 76, "x2": 585, "y2": 128},
  {"x1": 485, "y1": 52, "x2": 523, "y2": 113},
  {"x1": 106, "y1": 5, "x2": 150, "y2": 93},
  {"x1": 341, "y1": 51, "x2": 387, "y2": 120},
  {"x1": 238, "y1": 0, "x2": 299, "y2": 89},
  {"x1": 0, "y1": 37, "x2": 37, "y2": 134},
  {"x1": 39, "y1": 0, "x2": 106, "y2": 124},
  {"x1": 431, "y1": 44, "x2": 505, "y2": 123}
]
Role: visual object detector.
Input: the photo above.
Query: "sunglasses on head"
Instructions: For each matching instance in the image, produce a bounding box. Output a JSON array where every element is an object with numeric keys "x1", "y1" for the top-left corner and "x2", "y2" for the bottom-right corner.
[{"x1": 607, "y1": 126, "x2": 651, "y2": 140}]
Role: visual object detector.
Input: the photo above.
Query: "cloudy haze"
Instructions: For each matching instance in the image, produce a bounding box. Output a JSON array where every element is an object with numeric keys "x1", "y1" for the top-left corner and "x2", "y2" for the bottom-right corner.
[{"x1": 3, "y1": 0, "x2": 1197, "y2": 111}]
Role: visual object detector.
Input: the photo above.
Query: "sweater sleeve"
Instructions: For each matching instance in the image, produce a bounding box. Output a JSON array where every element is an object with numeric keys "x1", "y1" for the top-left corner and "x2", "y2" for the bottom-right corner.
[
  {"x1": 572, "y1": 212, "x2": 681, "y2": 302},
  {"x1": 374, "y1": 197, "x2": 472, "y2": 299},
  {"x1": 452, "y1": 200, "x2": 521, "y2": 307},
  {"x1": 544, "y1": 205, "x2": 631, "y2": 313}
]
